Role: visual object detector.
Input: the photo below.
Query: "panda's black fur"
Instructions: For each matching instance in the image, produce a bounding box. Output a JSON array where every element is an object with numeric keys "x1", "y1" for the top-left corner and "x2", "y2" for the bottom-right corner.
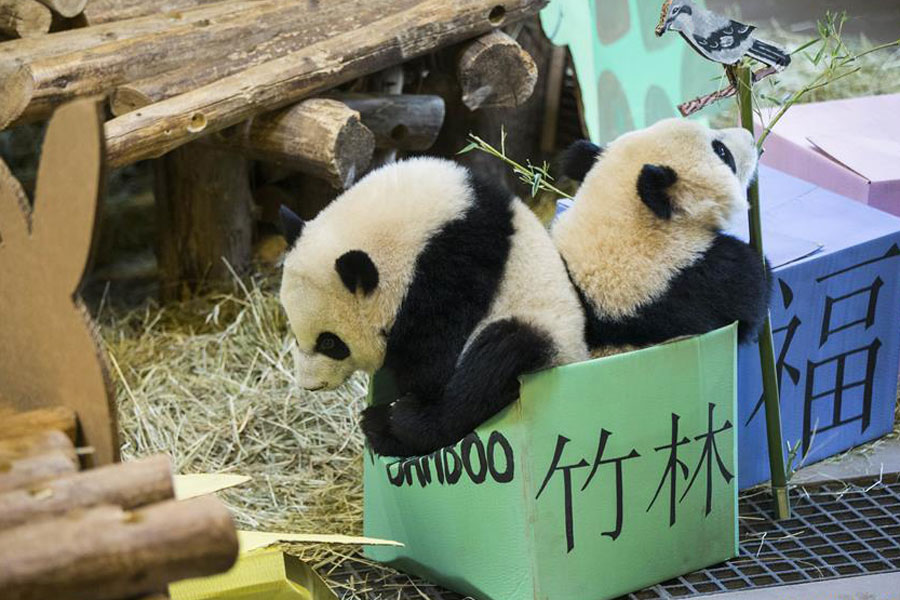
[
  {"x1": 365, "y1": 176, "x2": 555, "y2": 457},
  {"x1": 560, "y1": 136, "x2": 772, "y2": 348}
]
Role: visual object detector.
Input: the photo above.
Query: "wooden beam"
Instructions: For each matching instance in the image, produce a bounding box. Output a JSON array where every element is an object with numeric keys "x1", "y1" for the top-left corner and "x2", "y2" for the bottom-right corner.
[
  {"x1": 154, "y1": 143, "x2": 254, "y2": 302},
  {"x1": 1, "y1": 0, "x2": 331, "y2": 127},
  {"x1": 0, "y1": 0, "x2": 50, "y2": 38},
  {"x1": 0, "y1": 496, "x2": 238, "y2": 600},
  {"x1": 336, "y1": 93, "x2": 445, "y2": 151},
  {"x1": 103, "y1": 0, "x2": 546, "y2": 167},
  {"x1": 78, "y1": 0, "x2": 222, "y2": 26},
  {"x1": 212, "y1": 98, "x2": 374, "y2": 189},
  {"x1": 34, "y1": 0, "x2": 84, "y2": 18},
  {"x1": 108, "y1": 0, "x2": 400, "y2": 116},
  {"x1": 457, "y1": 30, "x2": 538, "y2": 110},
  {"x1": 0, "y1": 0, "x2": 265, "y2": 66},
  {"x1": 0, "y1": 455, "x2": 174, "y2": 530}
]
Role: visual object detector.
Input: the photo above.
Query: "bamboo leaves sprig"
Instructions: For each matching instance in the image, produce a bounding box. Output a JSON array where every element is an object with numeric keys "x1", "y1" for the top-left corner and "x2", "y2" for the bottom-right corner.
[
  {"x1": 458, "y1": 127, "x2": 573, "y2": 200},
  {"x1": 753, "y1": 11, "x2": 900, "y2": 151}
]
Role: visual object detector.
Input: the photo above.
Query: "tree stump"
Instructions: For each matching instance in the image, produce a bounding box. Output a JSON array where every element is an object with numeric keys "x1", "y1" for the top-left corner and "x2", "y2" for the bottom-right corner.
[{"x1": 154, "y1": 144, "x2": 253, "y2": 302}]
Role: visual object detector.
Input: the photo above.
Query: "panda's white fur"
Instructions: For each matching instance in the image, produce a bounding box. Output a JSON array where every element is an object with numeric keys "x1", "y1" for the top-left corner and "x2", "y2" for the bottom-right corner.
[
  {"x1": 280, "y1": 157, "x2": 587, "y2": 456},
  {"x1": 280, "y1": 159, "x2": 472, "y2": 390},
  {"x1": 554, "y1": 118, "x2": 770, "y2": 349}
]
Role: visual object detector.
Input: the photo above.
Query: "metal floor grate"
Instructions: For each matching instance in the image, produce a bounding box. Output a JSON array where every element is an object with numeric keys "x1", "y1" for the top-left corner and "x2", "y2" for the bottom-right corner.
[{"x1": 325, "y1": 480, "x2": 900, "y2": 599}]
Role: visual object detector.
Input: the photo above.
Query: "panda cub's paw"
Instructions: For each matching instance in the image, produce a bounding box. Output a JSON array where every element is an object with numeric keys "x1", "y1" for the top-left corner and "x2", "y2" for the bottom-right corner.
[
  {"x1": 361, "y1": 403, "x2": 392, "y2": 437},
  {"x1": 361, "y1": 404, "x2": 406, "y2": 457}
]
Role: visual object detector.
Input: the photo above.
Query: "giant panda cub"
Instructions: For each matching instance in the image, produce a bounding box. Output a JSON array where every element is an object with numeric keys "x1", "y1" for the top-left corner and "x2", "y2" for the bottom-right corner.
[
  {"x1": 554, "y1": 118, "x2": 771, "y2": 353},
  {"x1": 279, "y1": 157, "x2": 587, "y2": 458}
]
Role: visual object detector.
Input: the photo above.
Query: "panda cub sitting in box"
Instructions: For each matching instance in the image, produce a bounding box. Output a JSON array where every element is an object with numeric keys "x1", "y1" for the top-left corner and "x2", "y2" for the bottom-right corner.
[
  {"x1": 279, "y1": 157, "x2": 587, "y2": 458},
  {"x1": 554, "y1": 118, "x2": 771, "y2": 354}
]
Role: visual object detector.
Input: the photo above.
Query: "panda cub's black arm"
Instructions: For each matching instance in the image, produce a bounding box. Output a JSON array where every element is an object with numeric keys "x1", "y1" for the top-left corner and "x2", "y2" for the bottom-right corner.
[{"x1": 362, "y1": 318, "x2": 554, "y2": 458}]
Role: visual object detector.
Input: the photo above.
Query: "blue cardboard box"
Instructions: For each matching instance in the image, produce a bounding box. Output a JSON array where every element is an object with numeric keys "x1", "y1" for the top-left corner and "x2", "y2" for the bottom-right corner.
[
  {"x1": 555, "y1": 166, "x2": 900, "y2": 489},
  {"x1": 727, "y1": 166, "x2": 900, "y2": 488}
]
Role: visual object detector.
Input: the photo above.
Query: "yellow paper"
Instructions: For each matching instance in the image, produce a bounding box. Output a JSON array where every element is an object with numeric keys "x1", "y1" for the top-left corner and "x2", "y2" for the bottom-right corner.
[
  {"x1": 170, "y1": 548, "x2": 338, "y2": 600},
  {"x1": 173, "y1": 474, "x2": 251, "y2": 499},
  {"x1": 237, "y1": 530, "x2": 403, "y2": 553}
]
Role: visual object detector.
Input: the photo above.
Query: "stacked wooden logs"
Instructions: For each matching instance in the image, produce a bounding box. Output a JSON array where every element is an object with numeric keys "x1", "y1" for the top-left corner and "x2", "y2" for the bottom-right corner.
[
  {"x1": 0, "y1": 406, "x2": 239, "y2": 600},
  {"x1": 0, "y1": 0, "x2": 544, "y2": 298}
]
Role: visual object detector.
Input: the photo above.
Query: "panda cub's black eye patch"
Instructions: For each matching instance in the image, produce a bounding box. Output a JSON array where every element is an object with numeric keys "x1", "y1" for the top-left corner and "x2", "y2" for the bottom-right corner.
[
  {"x1": 712, "y1": 139, "x2": 736, "y2": 174},
  {"x1": 315, "y1": 332, "x2": 350, "y2": 360}
]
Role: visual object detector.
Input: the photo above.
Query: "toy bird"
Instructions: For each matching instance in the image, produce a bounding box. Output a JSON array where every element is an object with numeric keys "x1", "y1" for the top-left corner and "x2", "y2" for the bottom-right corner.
[{"x1": 656, "y1": 0, "x2": 791, "y2": 69}]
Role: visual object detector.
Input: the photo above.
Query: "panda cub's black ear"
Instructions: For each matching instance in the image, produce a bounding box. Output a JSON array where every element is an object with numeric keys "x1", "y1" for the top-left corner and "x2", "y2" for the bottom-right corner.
[
  {"x1": 336, "y1": 250, "x2": 379, "y2": 296},
  {"x1": 560, "y1": 140, "x2": 603, "y2": 183},
  {"x1": 637, "y1": 164, "x2": 678, "y2": 220},
  {"x1": 279, "y1": 205, "x2": 305, "y2": 246}
]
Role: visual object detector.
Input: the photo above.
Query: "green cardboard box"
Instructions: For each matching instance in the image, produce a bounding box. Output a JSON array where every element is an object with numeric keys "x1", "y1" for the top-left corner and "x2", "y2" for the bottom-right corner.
[{"x1": 364, "y1": 325, "x2": 738, "y2": 600}]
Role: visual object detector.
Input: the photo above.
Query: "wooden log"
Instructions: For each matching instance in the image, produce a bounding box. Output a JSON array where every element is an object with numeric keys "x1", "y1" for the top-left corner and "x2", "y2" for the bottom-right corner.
[
  {"x1": 0, "y1": 0, "x2": 50, "y2": 38},
  {"x1": 1, "y1": 0, "x2": 397, "y2": 128},
  {"x1": 0, "y1": 430, "x2": 75, "y2": 463},
  {"x1": 0, "y1": 406, "x2": 78, "y2": 442},
  {"x1": 457, "y1": 30, "x2": 538, "y2": 110},
  {"x1": 0, "y1": 449, "x2": 79, "y2": 493},
  {"x1": 78, "y1": 0, "x2": 221, "y2": 26},
  {"x1": 0, "y1": 496, "x2": 238, "y2": 600},
  {"x1": 34, "y1": 0, "x2": 84, "y2": 18},
  {"x1": 213, "y1": 99, "x2": 375, "y2": 189},
  {"x1": 0, "y1": 455, "x2": 174, "y2": 530},
  {"x1": 0, "y1": 0, "x2": 266, "y2": 67},
  {"x1": 335, "y1": 93, "x2": 445, "y2": 151},
  {"x1": 154, "y1": 143, "x2": 254, "y2": 301},
  {"x1": 423, "y1": 18, "x2": 557, "y2": 195},
  {"x1": 109, "y1": 3, "x2": 373, "y2": 116},
  {"x1": 104, "y1": 0, "x2": 546, "y2": 167}
]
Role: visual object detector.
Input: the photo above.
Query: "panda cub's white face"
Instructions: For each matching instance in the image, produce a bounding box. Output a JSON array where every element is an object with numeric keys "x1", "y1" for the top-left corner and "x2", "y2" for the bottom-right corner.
[
  {"x1": 611, "y1": 118, "x2": 757, "y2": 230},
  {"x1": 280, "y1": 266, "x2": 382, "y2": 391}
]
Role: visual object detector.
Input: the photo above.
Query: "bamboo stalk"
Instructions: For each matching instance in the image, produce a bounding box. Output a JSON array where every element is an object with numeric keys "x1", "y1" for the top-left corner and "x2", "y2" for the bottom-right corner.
[{"x1": 736, "y1": 64, "x2": 790, "y2": 520}]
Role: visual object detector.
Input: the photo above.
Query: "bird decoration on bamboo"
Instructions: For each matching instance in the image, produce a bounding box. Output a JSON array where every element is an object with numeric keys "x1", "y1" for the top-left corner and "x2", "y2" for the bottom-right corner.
[{"x1": 655, "y1": 0, "x2": 790, "y2": 116}]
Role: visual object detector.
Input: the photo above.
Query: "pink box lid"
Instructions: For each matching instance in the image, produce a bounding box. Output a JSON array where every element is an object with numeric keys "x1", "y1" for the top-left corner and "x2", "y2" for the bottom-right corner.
[{"x1": 757, "y1": 94, "x2": 900, "y2": 211}]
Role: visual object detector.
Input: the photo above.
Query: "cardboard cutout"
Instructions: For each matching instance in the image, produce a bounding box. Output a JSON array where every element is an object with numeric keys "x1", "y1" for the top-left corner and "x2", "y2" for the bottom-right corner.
[{"x1": 0, "y1": 98, "x2": 118, "y2": 465}]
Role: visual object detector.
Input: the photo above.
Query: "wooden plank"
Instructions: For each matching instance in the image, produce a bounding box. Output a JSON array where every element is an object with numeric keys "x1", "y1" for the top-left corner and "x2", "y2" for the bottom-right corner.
[{"x1": 79, "y1": 0, "x2": 222, "y2": 26}]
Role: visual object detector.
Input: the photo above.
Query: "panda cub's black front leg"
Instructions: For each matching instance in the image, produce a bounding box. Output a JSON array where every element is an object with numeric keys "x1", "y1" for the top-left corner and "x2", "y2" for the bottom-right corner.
[
  {"x1": 361, "y1": 403, "x2": 418, "y2": 458},
  {"x1": 380, "y1": 318, "x2": 554, "y2": 457}
]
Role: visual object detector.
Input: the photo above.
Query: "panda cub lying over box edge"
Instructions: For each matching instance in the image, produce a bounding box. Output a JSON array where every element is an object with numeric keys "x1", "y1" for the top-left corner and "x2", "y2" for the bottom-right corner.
[
  {"x1": 279, "y1": 157, "x2": 588, "y2": 458},
  {"x1": 554, "y1": 118, "x2": 772, "y2": 354}
]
